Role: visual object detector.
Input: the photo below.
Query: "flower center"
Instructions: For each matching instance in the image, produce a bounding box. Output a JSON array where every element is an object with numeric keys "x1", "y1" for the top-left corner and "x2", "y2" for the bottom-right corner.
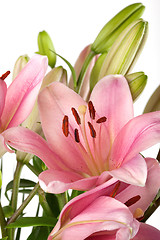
[{"x1": 62, "y1": 101, "x2": 107, "y2": 176}]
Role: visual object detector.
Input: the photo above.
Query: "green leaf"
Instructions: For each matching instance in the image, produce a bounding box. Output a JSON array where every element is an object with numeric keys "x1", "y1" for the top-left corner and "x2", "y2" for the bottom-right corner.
[
  {"x1": 3, "y1": 205, "x2": 14, "y2": 218},
  {"x1": 0, "y1": 170, "x2": 2, "y2": 189},
  {"x1": 46, "y1": 193, "x2": 60, "y2": 218},
  {"x1": 5, "y1": 179, "x2": 36, "y2": 200},
  {"x1": 27, "y1": 226, "x2": 51, "y2": 240},
  {"x1": 6, "y1": 217, "x2": 57, "y2": 228},
  {"x1": 0, "y1": 237, "x2": 8, "y2": 240},
  {"x1": 50, "y1": 50, "x2": 77, "y2": 89}
]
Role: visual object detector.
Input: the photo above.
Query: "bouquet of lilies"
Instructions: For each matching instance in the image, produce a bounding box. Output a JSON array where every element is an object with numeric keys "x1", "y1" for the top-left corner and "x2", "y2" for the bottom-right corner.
[{"x1": 0, "y1": 3, "x2": 160, "y2": 239}]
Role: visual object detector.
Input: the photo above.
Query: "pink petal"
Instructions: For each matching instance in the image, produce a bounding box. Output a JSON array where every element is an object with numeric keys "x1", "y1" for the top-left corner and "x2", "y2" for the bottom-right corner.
[
  {"x1": 116, "y1": 158, "x2": 160, "y2": 214},
  {"x1": 39, "y1": 169, "x2": 98, "y2": 194},
  {"x1": 111, "y1": 111, "x2": 160, "y2": 167},
  {"x1": 109, "y1": 154, "x2": 147, "y2": 186},
  {"x1": 38, "y1": 81, "x2": 91, "y2": 175},
  {"x1": 0, "y1": 134, "x2": 14, "y2": 158},
  {"x1": 89, "y1": 75, "x2": 134, "y2": 141},
  {"x1": 1, "y1": 55, "x2": 48, "y2": 130},
  {"x1": 0, "y1": 79, "x2": 7, "y2": 119},
  {"x1": 3, "y1": 126, "x2": 66, "y2": 170},
  {"x1": 133, "y1": 223, "x2": 160, "y2": 240},
  {"x1": 50, "y1": 196, "x2": 139, "y2": 240}
]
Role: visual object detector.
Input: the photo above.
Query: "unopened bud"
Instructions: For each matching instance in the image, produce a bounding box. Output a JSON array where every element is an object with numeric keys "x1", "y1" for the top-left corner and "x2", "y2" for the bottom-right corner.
[
  {"x1": 38, "y1": 30, "x2": 56, "y2": 68},
  {"x1": 126, "y1": 72, "x2": 147, "y2": 101},
  {"x1": 144, "y1": 85, "x2": 160, "y2": 113},
  {"x1": 12, "y1": 55, "x2": 29, "y2": 80},
  {"x1": 91, "y1": 3, "x2": 145, "y2": 54}
]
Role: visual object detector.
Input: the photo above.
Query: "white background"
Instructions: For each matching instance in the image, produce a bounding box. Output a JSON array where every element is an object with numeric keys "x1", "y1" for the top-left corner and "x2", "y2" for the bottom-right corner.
[{"x1": 0, "y1": 0, "x2": 160, "y2": 238}]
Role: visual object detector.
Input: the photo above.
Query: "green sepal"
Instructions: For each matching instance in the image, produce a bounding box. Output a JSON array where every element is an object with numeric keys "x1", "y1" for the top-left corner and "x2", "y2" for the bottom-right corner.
[{"x1": 91, "y1": 3, "x2": 145, "y2": 53}]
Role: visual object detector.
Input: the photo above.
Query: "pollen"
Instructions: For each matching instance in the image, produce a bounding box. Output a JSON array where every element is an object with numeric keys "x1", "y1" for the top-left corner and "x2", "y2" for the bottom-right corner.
[
  {"x1": 133, "y1": 208, "x2": 144, "y2": 219},
  {"x1": 78, "y1": 105, "x2": 87, "y2": 115},
  {"x1": 124, "y1": 195, "x2": 141, "y2": 207},
  {"x1": 88, "y1": 122, "x2": 96, "y2": 138},
  {"x1": 0, "y1": 71, "x2": 10, "y2": 80},
  {"x1": 71, "y1": 107, "x2": 81, "y2": 125},
  {"x1": 74, "y1": 128, "x2": 80, "y2": 143},
  {"x1": 62, "y1": 115, "x2": 69, "y2": 137},
  {"x1": 96, "y1": 116, "x2": 107, "y2": 123},
  {"x1": 88, "y1": 101, "x2": 96, "y2": 119}
]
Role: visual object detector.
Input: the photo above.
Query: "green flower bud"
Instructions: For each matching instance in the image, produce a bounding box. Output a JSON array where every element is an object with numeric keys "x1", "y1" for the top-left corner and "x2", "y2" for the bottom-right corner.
[
  {"x1": 91, "y1": 3, "x2": 145, "y2": 54},
  {"x1": 98, "y1": 19, "x2": 148, "y2": 79},
  {"x1": 125, "y1": 72, "x2": 147, "y2": 101},
  {"x1": 38, "y1": 30, "x2": 56, "y2": 68},
  {"x1": 143, "y1": 85, "x2": 160, "y2": 113},
  {"x1": 0, "y1": 170, "x2": 2, "y2": 189},
  {"x1": 12, "y1": 55, "x2": 29, "y2": 80}
]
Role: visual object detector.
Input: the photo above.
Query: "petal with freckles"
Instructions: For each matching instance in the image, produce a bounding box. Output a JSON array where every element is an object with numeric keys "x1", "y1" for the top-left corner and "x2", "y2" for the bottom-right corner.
[
  {"x1": 1, "y1": 55, "x2": 48, "y2": 130},
  {"x1": 39, "y1": 169, "x2": 98, "y2": 194},
  {"x1": 111, "y1": 111, "x2": 160, "y2": 167},
  {"x1": 109, "y1": 154, "x2": 147, "y2": 186},
  {"x1": 38, "y1": 81, "x2": 91, "y2": 174},
  {"x1": 116, "y1": 158, "x2": 160, "y2": 214},
  {"x1": 90, "y1": 75, "x2": 134, "y2": 141},
  {"x1": 133, "y1": 223, "x2": 160, "y2": 240}
]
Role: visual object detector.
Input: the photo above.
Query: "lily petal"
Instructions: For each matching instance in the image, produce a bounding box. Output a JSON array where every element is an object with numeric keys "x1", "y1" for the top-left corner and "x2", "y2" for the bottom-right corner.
[
  {"x1": 109, "y1": 154, "x2": 147, "y2": 186},
  {"x1": 116, "y1": 158, "x2": 160, "y2": 214},
  {"x1": 39, "y1": 169, "x2": 98, "y2": 194},
  {"x1": 0, "y1": 79, "x2": 7, "y2": 118},
  {"x1": 3, "y1": 126, "x2": 65, "y2": 170},
  {"x1": 133, "y1": 223, "x2": 160, "y2": 240},
  {"x1": 38, "y1": 81, "x2": 91, "y2": 174},
  {"x1": 90, "y1": 75, "x2": 134, "y2": 141},
  {"x1": 1, "y1": 55, "x2": 48, "y2": 130},
  {"x1": 111, "y1": 111, "x2": 160, "y2": 166}
]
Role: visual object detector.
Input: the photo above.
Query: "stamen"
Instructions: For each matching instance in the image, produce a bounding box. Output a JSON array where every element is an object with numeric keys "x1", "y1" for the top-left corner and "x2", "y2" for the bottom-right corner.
[
  {"x1": 96, "y1": 116, "x2": 107, "y2": 124},
  {"x1": 62, "y1": 115, "x2": 69, "y2": 137},
  {"x1": 71, "y1": 107, "x2": 81, "y2": 125},
  {"x1": 88, "y1": 122, "x2": 96, "y2": 138},
  {"x1": 88, "y1": 101, "x2": 96, "y2": 119},
  {"x1": 124, "y1": 195, "x2": 141, "y2": 207},
  {"x1": 133, "y1": 208, "x2": 144, "y2": 219},
  {"x1": 0, "y1": 71, "x2": 10, "y2": 80},
  {"x1": 74, "y1": 129, "x2": 80, "y2": 143},
  {"x1": 78, "y1": 105, "x2": 87, "y2": 115},
  {"x1": 110, "y1": 181, "x2": 121, "y2": 198}
]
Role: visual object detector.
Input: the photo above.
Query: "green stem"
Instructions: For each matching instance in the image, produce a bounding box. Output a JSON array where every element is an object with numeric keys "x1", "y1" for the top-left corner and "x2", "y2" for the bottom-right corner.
[
  {"x1": 25, "y1": 162, "x2": 40, "y2": 176},
  {"x1": 76, "y1": 51, "x2": 95, "y2": 93},
  {"x1": 7, "y1": 183, "x2": 40, "y2": 225},
  {"x1": 11, "y1": 161, "x2": 24, "y2": 212},
  {"x1": 0, "y1": 201, "x2": 7, "y2": 237},
  {"x1": 56, "y1": 192, "x2": 68, "y2": 211},
  {"x1": 38, "y1": 187, "x2": 53, "y2": 216},
  {"x1": 142, "y1": 196, "x2": 160, "y2": 222}
]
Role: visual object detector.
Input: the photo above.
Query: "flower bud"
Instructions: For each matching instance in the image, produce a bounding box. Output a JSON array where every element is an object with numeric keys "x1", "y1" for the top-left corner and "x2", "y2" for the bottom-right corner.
[
  {"x1": 125, "y1": 72, "x2": 147, "y2": 101},
  {"x1": 38, "y1": 30, "x2": 56, "y2": 68},
  {"x1": 0, "y1": 170, "x2": 2, "y2": 189},
  {"x1": 91, "y1": 3, "x2": 145, "y2": 54},
  {"x1": 143, "y1": 85, "x2": 160, "y2": 113},
  {"x1": 12, "y1": 55, "x2": 29, "y2": 80}
]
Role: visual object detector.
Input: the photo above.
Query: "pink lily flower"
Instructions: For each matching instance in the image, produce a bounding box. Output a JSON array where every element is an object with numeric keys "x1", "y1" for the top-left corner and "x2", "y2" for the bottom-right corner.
[
  {"x1": 48, "y1": 157, "x2": 160, "y2": 239},
  {"x1": 49, "y1": 195, "x2": 139, "y2": 240},
  {"x1": 0, "y1": 55, "x2": 48, "y2": 156},
  {"x1": 3, "y1": 75, "x2": 160, "y2": 192}
]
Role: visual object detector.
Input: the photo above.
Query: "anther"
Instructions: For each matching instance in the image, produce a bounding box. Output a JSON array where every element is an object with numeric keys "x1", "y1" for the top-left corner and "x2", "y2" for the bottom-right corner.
[
  {"x1": 0, "y1": 71, "x2": 10, "y2": 80},
  {"x1": 110, "y1": 181, "x2": 121, "y2": 198},
  {"x1": 88, "y1": 122, "x2": 96, "y2": 138},
  {"x1": 124, "y1": 195, "x2": 141, "y2": 207},
  {"x1": 74, "y1": 129, "x2": 80, "y2": 143},
  {"x1": 88, "y1": 101, "x2": 96, "y2": 119},
  {"x1": 71, "y1": 107, "x2": 81, "y2": 125},
  {"x1": 62, "y1": 115, "x2": 69, "y2": 137},
  {"x1": 96, "y1": 116, "x2": 107, "y2": 124}
]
